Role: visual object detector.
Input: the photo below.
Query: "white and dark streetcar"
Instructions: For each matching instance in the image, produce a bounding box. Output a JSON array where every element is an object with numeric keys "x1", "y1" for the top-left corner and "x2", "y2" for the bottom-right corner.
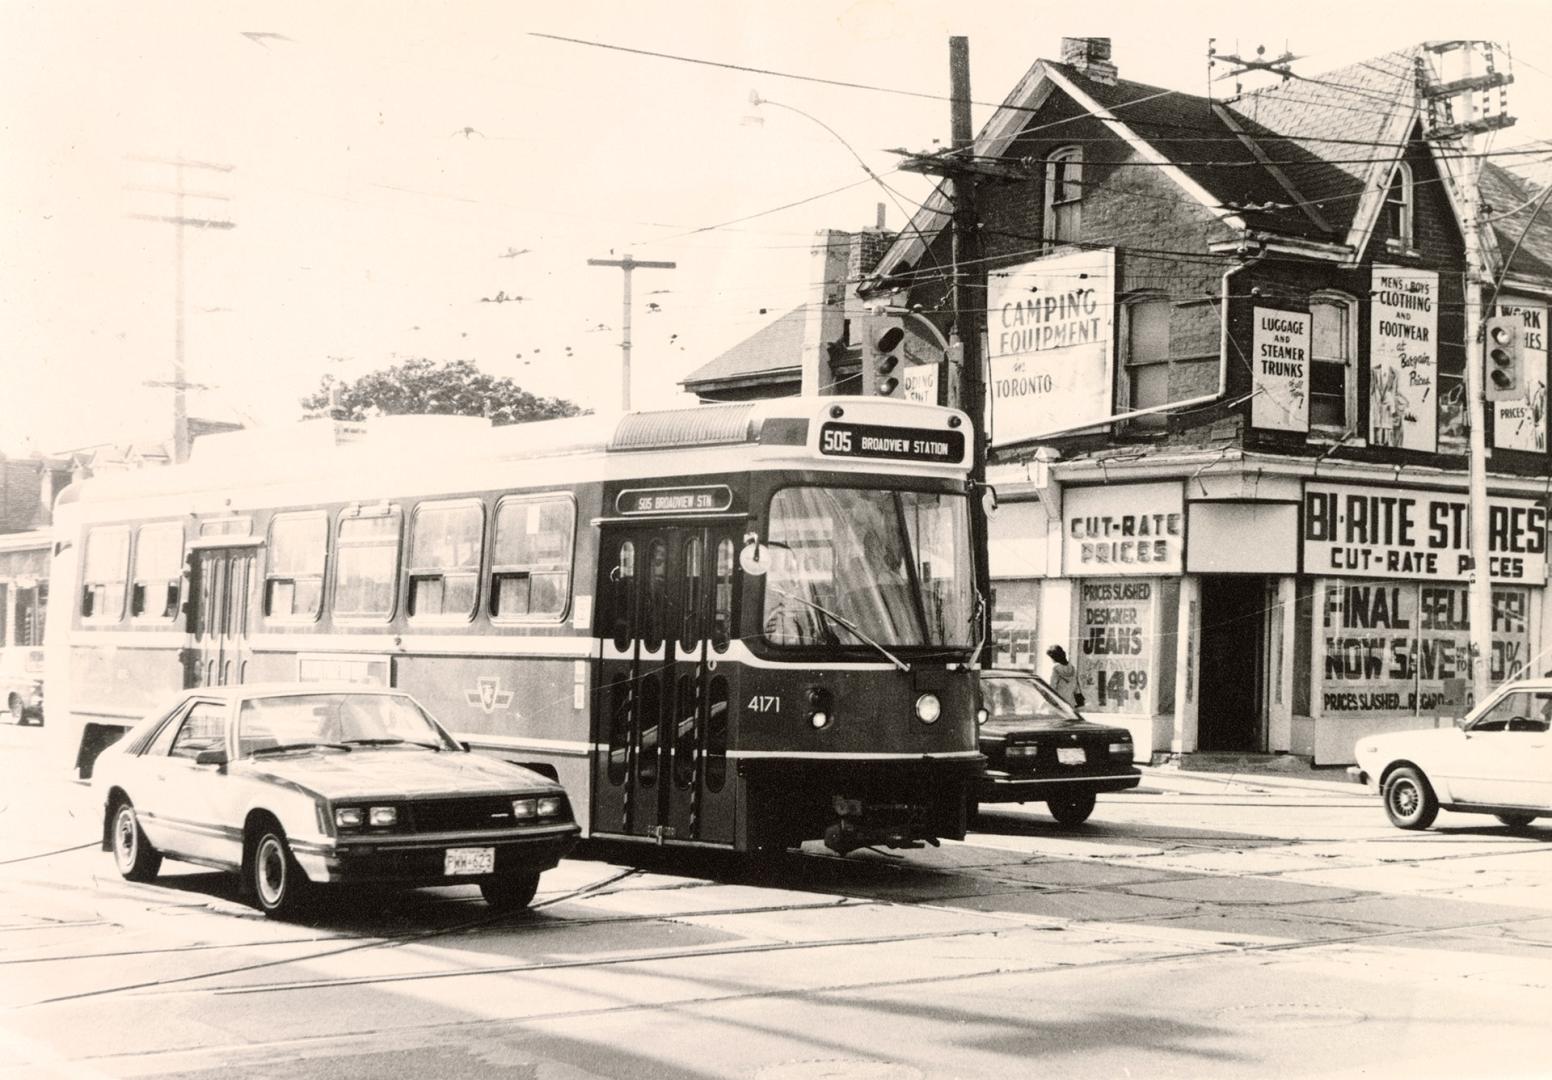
[{"x1": 47, "y1": 398, "x2": 986, "y2": 853}]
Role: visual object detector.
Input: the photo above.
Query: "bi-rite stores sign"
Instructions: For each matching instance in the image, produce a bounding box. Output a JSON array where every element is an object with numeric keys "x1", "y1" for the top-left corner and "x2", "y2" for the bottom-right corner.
[{"x1": 1303, "y1": 482, "x2": 1548, "y2": 583}]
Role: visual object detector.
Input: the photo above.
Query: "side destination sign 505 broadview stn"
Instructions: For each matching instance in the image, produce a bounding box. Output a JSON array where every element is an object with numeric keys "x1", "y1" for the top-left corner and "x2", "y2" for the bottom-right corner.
[{"x1": 818, "y1": 422, "x2": 966, "y2": 465}]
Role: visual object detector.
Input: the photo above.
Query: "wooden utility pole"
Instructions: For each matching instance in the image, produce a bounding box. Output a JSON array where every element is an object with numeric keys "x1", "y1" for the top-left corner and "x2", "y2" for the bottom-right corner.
[
  {"x1": 587, "y1": 254, "x2": 676, "y2": 410},
  {"x1": 128, "y1": 156, "x2": 235, "y2": 463}
]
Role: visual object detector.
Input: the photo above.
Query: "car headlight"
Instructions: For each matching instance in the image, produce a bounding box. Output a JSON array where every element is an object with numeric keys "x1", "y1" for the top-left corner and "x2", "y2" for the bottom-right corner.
[
  {"x1": 915, "y1": 693, "x2": 942, "y2": 724},
  {"x1": 512, "y1": 798, "x2": 538, "y2": 820},
  {"x1": 537, "y1": 796, "x2": 565, "y2": 818},
  {"x1": 1109, "y1": 741, "x2": 1132, "y2": 756},
  {"x1": 335, "y1": 807, "x2": 364, "y2": 828},
  {"x1": 368, "y1": 806, "x2": 397, "y2": 827}
]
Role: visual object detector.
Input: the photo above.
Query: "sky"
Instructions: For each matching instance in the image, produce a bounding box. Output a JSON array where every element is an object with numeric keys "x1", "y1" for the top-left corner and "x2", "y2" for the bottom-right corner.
[{"x1": 3, "y1": 0, "x2": 1551, "y2": 456}]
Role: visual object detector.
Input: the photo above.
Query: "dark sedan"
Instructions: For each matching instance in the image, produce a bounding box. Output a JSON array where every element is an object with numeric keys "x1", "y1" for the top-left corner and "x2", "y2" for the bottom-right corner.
[{"x1": 974, "y1": 669, "x2": 1141, "y2": 825}]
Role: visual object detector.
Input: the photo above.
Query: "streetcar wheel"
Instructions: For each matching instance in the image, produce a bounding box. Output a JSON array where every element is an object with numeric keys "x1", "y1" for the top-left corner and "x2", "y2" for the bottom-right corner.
[
  {"x1": 250, "y1": 824, "x2": 312, "y2": 919},
  {"x1": 1382, "y1": 767, "x2": 1439, "y2": 830},
  {"x1": 480, "y1": 870, "x2": 540, "y2": 911},
  {"x1": 111, "y1": 798, "x2": 162, "y2": 883},
  {"x1": 1047, "y1": 792, "x2": 1096, "y2": 826},
  {"x1": 1495, "y1": 813, "x2": 1536, "y2": 828}
]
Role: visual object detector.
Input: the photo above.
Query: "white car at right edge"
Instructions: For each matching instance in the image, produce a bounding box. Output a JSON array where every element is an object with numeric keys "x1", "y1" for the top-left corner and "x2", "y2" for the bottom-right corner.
[{"x1": 1350, "y1": 678, "x2": 1552, "y2": 831}]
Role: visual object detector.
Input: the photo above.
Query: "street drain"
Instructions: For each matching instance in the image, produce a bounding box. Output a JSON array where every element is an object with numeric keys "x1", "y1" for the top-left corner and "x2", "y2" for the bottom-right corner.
[
  {"x1": 1216, "y1": 1002, "x2": 1366, "y2": 1028},
  {"x1": 756, "y1": 1061, "x2": 923, "y2": 1080}
]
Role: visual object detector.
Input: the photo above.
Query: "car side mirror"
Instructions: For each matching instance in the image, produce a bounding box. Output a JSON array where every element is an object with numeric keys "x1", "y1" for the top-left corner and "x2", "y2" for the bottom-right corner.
[
  {"x1": 460, "y1": 740, "x2": 473, "y2": 753},
  {"x1": 195, "y1": 747, "x2": 229, "y2": 767},
  {"x1": 1452, "y1": 715, "x2": 1469, "y2": 730}
]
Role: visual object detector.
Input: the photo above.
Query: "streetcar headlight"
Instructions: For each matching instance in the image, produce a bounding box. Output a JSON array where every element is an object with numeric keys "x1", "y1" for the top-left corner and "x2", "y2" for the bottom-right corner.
[
  {"x1": 976, "y1": 707, "x2": 989, "y2": 726},
  {"x1": 334, "y1": 807, "x2": 364, "y2": 828},
  {"x1": 810, "y1": 711, "x2": 830, "y2": 729},
  {"x1": 368, "y1": 806, "x2": 397, "y2": 827},
  {"x1": 915, "y1": 693, "x2": 942, "y2": 724}
]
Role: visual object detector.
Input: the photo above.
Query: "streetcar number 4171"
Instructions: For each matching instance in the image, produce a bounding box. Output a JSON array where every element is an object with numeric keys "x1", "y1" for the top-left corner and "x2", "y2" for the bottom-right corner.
[{"x1": 748, "y1": 695, "x2": 781, "y2": 713}]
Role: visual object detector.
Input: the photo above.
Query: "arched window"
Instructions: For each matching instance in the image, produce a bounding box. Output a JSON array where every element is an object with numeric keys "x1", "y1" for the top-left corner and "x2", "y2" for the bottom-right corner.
[
  {"x1": 1384, "y1": 162, "x2": 1414, "y2": 250},
  {"x1": 1043, "y1": 147, "x2": 1083, "y2": 246},
  {"x1": 1310, "y1": 291, "x2": 1358, "y2": 433}
]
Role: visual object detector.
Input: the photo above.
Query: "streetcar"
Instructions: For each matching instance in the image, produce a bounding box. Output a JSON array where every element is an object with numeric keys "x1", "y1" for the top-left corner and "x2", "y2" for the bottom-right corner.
[{"x1": 46, "y1": 398, "x2": 986, "y2": 854}]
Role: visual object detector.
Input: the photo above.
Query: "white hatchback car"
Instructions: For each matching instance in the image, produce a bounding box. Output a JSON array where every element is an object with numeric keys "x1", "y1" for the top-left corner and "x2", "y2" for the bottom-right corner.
[{"x1": 1351, "y1": 678, "x2": 1552, "y2": 831}]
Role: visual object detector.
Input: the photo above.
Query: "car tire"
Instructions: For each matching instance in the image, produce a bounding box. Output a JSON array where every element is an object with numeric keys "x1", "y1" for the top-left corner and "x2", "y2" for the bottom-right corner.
[
  {"x1": 480, "y1": 870, "x2": 540, "y2": 911},
  {"x1": 1382, "y1": 766, "x2": 1439, "y2": 830},
  {"x1": 1495, "y1": 813, "x2": 1537, "y2": 828},
  {"x1": 1047, "y1": 791, "x2": 1097, "y2": 826},
  {"x1": 250, "y1": 824, "x2": 313, "y2": 920},
  {"x1": 110, "y1": 798, "x2": 162, "y2": 883}
]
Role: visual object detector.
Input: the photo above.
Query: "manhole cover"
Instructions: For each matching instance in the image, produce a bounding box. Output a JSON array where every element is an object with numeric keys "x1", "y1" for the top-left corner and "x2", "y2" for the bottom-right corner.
[
  {"x1": 756, "y1": 1061, "x2": 923, "y2": 1080},
  {"x1": 1217, "y1": 1002, "x2": 1366, "y2": 1028}
]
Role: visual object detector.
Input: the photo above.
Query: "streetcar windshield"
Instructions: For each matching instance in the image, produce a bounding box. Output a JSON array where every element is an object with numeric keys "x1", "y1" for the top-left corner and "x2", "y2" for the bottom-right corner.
[{"x1": 762, "y1": 487, "x2": 973, "y2": 649}]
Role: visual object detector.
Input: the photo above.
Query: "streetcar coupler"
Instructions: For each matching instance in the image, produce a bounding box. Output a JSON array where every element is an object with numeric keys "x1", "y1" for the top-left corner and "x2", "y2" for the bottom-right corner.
[{"x1": 823, "y1": 797, "x2": 936, "y2": 855}]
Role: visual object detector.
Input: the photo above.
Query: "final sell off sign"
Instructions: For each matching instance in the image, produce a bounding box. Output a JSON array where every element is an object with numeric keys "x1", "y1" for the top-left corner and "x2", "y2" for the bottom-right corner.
[
  {"x1": 1251, "y1": 307, "x2": 1310, "y2": 432},
  {"x1": 986, "y1": 248, "x2": 1115, "y2": 446},
  {"x1": 1369, "y1": 266, "x2": 1439, "y2": 452}
]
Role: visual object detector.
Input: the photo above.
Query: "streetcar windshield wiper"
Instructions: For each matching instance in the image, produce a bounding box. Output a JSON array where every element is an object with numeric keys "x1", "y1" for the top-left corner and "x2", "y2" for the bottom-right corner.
[
  {"x1": 250, "y1": 742, "x2": 352, "y2": 756},
  {"x1": 767, "y1": 585, "x2": 910, "y2": 672},
  {"x1": 341, "y1": 737, "x2": 443, "y2": 751}
]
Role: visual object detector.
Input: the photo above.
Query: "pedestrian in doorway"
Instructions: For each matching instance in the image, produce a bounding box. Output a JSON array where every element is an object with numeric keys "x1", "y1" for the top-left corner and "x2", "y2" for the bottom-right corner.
[{"x1": 1046, "y1": 644, "x2": 1078, "y2": 707}]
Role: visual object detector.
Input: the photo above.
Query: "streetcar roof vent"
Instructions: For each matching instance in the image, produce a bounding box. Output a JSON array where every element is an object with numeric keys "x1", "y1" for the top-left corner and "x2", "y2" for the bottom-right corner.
[{"x1": 608, "y1": 404, "x2": 757, "y2": 452}]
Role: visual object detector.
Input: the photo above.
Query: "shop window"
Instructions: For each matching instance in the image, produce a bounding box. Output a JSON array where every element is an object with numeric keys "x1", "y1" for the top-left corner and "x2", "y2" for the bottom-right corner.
[
  {"x1": 1043, "y1": 147, "x2": 1082, "y2": 247},
  {"x1": 1310, "y1": 293, "x2": 1358, "y2": 433},
  {"x1": 1384, "y1": 162, "x2": 1414, "y2": 250},
  {"x1": 131, "y1": 523, "x2": 184, "y2": 621},
  {"x1": 1123, "y1": 296, "x2": 1171, "y2": 423},
  {"x1": 81, "y1": 526, "x2": 130, "y2": 621},
  {"x1": 490, "y1": 496, "x2": 575, "y2": 622},
  {"x1": 408, "y1": 500, "x2": 483, "y2": 621},
  {"x1": 333, "y1": 509, "x2": 402, "y2": 619},
  {"x1": 266, "y1": 512, "x2": 327, "y2": 620}
]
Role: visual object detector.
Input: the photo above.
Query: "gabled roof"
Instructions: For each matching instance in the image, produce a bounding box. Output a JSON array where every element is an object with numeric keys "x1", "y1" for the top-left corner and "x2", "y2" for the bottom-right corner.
[
  {"x1": 1480, "y1": 158, "x2": 1552, "y2": 284},
  {"x1": 680, "y1": 304, "x2": 806, "y2": 392},
  {"x1": 873, "y1": 47, "x2": 1438, "y2": 282}
]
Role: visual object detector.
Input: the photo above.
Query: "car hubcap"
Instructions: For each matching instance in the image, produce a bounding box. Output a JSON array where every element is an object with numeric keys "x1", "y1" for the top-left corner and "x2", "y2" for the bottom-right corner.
[
  {"x1": 257, "y1": 838, "x2": 285, "y2": 905},
  {"x1": 1392, "y1": 782, "x2": 1417, "y2": 817},
  {"x1": 114, "y1": 809, "x2": 135, "y2": 868}
]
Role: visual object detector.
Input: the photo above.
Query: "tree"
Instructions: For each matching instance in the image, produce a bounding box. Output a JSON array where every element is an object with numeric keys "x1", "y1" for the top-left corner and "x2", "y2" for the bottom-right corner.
[{"x1": 300, "y1": 358, "x2": 585, "y2": 426}]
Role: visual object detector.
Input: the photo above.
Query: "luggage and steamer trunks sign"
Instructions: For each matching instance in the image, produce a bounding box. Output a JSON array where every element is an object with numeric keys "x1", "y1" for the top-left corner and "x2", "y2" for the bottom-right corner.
[
  {"x1": 1303, "y1": 482, "x2": 1547, "y2": 583},
  {"x1": 1251, "y1": 307, "x2": 1310, "y2": 432},
  {"x1": 987, "y1": 249, "x2": 1115, "y2": 446}
]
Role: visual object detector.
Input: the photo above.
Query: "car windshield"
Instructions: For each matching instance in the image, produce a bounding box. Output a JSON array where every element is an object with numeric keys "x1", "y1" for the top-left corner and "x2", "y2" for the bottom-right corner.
[
  {"x1": 761, "y1": 486, "x2": 973, "y2": 649},
  {"x1": 983, "y1": 675, "x2": 1082, "y2": 722},
  {"x1": 237, "y1": 693, "x2": 453, "y2": 757}
]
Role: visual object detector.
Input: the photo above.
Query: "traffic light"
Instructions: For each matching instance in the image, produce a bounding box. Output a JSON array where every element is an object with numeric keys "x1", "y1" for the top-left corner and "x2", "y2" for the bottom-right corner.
[
  {"x1": 1484, "y1": 315, "x2": 1524, "y2": 401},
  {"x1": 862, "y1": 315, "x2": 906, "y2": 397}
]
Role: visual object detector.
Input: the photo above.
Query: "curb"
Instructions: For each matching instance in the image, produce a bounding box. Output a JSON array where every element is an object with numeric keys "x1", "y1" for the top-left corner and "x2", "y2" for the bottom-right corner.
[{"x1": 1139, "y1": 765, "x2": 1368, "y2": 797}]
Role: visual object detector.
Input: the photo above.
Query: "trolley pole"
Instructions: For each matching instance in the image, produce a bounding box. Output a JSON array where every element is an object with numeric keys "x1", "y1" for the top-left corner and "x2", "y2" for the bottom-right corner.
[
  {"x1": 127, "y1": 156, "x2": 235, "y2": 463},
  {"x1": 587, "y1": 254, "x2": 676, "y2": 410}
]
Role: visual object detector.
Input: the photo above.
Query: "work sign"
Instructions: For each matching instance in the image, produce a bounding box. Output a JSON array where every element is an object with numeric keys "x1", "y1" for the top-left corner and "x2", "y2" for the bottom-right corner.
[{"x1": 817, "y1": 422, "x2": 965, "y2": 465}]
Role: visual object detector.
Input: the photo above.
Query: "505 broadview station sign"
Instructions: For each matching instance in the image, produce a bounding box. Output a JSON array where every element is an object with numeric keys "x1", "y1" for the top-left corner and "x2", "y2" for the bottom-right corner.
[{"x1": 1303, "y1": 482, "x2": 1548, "y2": 583}]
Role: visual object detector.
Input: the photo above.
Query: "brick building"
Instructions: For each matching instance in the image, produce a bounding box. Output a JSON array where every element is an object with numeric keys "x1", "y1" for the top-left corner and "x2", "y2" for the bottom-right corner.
[{"x1": 690, "y1": 38, "x2": 1552, "y2": 765}]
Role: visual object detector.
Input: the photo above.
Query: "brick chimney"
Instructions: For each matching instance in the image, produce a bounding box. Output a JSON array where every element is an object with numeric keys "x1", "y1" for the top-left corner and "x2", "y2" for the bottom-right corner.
[{"x1": 1060, "y1": 37, "x2": 1117, "y2": 85}]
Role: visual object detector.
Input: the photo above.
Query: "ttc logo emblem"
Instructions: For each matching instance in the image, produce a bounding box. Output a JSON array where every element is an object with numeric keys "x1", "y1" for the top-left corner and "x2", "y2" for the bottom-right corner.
[{"x1": 466, "y1": 676, "x2": 515, "y2": 715}]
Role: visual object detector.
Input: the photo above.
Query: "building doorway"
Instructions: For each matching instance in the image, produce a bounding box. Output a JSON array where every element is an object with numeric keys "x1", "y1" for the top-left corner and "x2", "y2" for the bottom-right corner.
[{"x1": 1197, "y1": 575, "x2": 1274, "y2": 751}]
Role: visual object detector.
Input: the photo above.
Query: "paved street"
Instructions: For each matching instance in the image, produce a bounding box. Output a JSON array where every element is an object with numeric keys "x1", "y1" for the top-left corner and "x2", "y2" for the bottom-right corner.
[{"x1": 3, "y1": 719, "x2": 1550, "y2": 1080}]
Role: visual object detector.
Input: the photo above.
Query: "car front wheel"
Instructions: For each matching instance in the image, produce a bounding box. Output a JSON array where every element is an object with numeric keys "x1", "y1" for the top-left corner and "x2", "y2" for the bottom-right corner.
[
  {"x1": 1495, "y1": 813, "x2": 1537, "y2": 828},
  {"x1": 251, "y1": 825, "x2": 313, "y2": 919},
  {"x1": 480, "y1": 870, "x2": 540, "y2": 911},
  {"x1": 1383, "y1": 766, "x2": 1439, "y2": 830},
  {"x1": 1047, "y1": 791, "x2": 1097, "y2": 826},
  {"x1": 111, "y1": 798, "x2": 162, "y2": 882}
]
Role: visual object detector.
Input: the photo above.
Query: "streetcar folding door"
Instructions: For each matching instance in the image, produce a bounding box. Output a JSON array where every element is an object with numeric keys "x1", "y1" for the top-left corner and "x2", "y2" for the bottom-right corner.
[
  {"x1": 594, "y1": 525, "x2": 736, "y2": 844},
  {"x1": 188, "y1": 545, "x2": 258, "y2": 688}
]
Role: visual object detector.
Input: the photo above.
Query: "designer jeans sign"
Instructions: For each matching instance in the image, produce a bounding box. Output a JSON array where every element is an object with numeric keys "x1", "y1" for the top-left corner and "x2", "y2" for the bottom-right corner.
[{"x1": 987, "y1": 248, "x2": 1115, "y2": 446}]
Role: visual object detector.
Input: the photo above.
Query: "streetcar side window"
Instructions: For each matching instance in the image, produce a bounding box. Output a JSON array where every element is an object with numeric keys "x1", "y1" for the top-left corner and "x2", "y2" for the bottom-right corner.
[
  {"x1": 333, "y1": 508, "x2": 402, "y2": 620},
  {"x1": 131, "y1": 523, "x2": 184, "y2": 621},
  {"x1": 81, "y1": 526, "x2": 131, "y2": 622},
  {"x1": 408, "y1": 500, "x2": 483, "y2": 621},
  {"x1": 712, "y1": 537, "x2": 735, "y2": 653},
  {"x1": 490, "y1": 495, "x2": 575, "y2": 622},
  {"x1": 266, "y1": 512, "x2": 328, "y2": 621}
]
